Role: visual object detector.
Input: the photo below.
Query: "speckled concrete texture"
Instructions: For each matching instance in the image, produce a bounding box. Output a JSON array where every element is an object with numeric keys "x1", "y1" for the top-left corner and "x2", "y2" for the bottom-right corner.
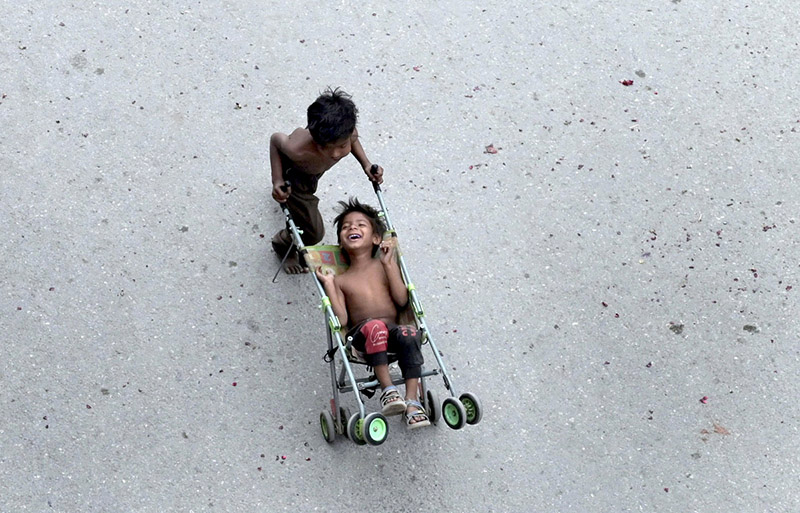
[{"x1": 2, "y1": 1, "x2": 798, "y2": 512}]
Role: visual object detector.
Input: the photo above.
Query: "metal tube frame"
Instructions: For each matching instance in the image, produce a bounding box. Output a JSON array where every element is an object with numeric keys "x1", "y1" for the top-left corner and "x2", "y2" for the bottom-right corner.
[
  {"x1": 280, "y1": 204, "x2": 368, "y2": 419},
  {"x1": 371, "y1": 182, "x2": 457, "y2": 398}
]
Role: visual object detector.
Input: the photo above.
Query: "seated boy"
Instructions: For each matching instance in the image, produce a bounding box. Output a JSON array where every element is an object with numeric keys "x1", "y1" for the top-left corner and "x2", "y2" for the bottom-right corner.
[
  {"x1": 269, "y1": 88, "x2": 383, "y2": 274},
  {"x1": 315, "y1": 198, "x2": 430, "y2": 429}
]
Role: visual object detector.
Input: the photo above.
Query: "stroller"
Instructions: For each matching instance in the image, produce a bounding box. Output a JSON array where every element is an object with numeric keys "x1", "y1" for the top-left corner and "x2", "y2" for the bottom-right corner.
[{"x1": 275, "y1": 166, "x2": 482, "y2": 445}]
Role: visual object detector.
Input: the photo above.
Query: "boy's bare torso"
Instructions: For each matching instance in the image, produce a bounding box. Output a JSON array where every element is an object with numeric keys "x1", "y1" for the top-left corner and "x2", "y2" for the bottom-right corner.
[
  {"x1": 336, "y1": 259, "x2": 398, "y2": 327},
  {"x1": 281, "y1": 128, "x2": 355, "y2": 176}
]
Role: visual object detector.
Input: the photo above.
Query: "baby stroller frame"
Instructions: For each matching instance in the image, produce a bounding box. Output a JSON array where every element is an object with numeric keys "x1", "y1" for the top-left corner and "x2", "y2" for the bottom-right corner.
[{"x1": 277, "y1": 167, "x2": 482, "y2": 445}]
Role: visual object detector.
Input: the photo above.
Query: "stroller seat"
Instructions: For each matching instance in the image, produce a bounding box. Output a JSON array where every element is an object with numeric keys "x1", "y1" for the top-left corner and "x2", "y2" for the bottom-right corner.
[{"x1": 302, "y1": 244, "x2": 350, "y2": 278}]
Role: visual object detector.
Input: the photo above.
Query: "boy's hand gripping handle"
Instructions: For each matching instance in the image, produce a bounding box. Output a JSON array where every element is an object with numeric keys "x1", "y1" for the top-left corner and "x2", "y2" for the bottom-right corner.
[
  {"x1": 370, "y1": 164, "x2": 381, "y2": 192},
  {"x1": 278, "y1": 181, "x2": 292, "y2": 215}
]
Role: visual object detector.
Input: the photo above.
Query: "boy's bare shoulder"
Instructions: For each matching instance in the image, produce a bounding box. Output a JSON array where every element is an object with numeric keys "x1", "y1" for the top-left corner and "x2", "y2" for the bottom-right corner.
[
  {"x1": 286, "y1": 128, "x2": 313, "y2": 149},
  {"x1": 274, "y1": 128, "x2": 313, "y2": 159}
]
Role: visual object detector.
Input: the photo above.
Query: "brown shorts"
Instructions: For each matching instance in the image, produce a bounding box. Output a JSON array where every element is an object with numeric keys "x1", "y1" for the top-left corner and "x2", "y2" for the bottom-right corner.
[{"x1": 272, "y1": 169, "x2": 326, "y2": 255}]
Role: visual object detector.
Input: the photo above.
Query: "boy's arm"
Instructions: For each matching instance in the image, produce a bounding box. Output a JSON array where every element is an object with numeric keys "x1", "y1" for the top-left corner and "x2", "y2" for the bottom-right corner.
[
  {"x1": 380, "y1": 240, "x2": 408, "y2": 308},
  {"x1": 349, "y1": 128, "x2": 384, "y2": 184},
  {"x1": 316, "y1": 269, "x2": 348, "y2": 326},
  {"x1": 269, "y1": 132, "x2": 291, "y2": 202},
  {"x1": 328, "y1": 278, "x2": 348, "y2": 327}
]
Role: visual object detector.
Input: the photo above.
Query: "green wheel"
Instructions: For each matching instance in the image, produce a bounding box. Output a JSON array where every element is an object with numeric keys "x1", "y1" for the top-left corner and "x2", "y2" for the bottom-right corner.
[
  {"x1": 442, "y1": 397, "x2": 467, "y2": 430},
  {"x1": 363, "y1": 412, "x2": 389, "y2": 446},
  {"x1": 459, "y1": 392, "x2": 483, "y2": 425},
  {"x1": 347, "y1": 413, "x2": 366, "y2": 446},
  {"x1": 426, "y1": 389, "x2": 441, "y2": 425},
  {"x1": 320, "y1": 410, "x2": 335, "y2": 443}
]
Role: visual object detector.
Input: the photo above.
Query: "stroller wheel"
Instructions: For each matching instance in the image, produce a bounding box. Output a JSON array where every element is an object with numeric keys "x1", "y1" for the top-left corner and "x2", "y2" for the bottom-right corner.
[
  {"x1": 425, "y1": 389, "x2": 441, "y2": 425},
  {"x1": 320, "y1": 410, "x2": 335, "y2": 443},
  {"x1": 442, "y1": 397, "x2": 467, "y2": 430},
  {"x1": 363, "y1": 412, "x2": 389, "y2": 446},
  {"x1": 459, "y1": 392, "x2": 483, "y2": 425},
  {"x1": 347, "y1": 413, "x2": 367, "y2": 445}
]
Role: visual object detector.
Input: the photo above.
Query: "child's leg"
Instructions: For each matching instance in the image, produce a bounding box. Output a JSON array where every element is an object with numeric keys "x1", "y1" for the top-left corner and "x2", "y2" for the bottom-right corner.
[
  {"x1": 387, "y1": 324, "x2": 424, "y2": 386},
  {"x1": 403, "y1": 377, "x2": 420, "y2": 403},
  {"x1": 349, "y1": 320, "x2": 391, "y2": 375},
  {"x1": 348, "y1": 320, "x2": 405, "y2": 415},
  {"x1": 285, "y1": 191, "x2": 324, "y2": 246},
  {"x1": 272, "y1": 190, "x2": 324, "y2": 274},
  {"x1": 387, "y1": 324, "x2": 429, "y2": 427},
  {"x1": 373, "y1": 364, "x2": 393, "y2": 389},
  {"x1": 359, "y1": 319, "x2": 392, "y2": 389},
  {"x1": 403, "y1": 378, "x2": 429, "y2": 427}
]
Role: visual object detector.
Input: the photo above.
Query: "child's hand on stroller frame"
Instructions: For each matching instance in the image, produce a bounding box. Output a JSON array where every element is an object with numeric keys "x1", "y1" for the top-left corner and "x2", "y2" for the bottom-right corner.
[
  {"x1": 379, "y1": 238, "x2": 396, "y2": 265},
  {"x1": 315, "y1": 266, "x2": 335, "y2": 284}
]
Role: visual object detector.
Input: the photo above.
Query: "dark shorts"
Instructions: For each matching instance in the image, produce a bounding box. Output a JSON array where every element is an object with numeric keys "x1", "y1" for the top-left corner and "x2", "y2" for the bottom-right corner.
[
  {"x1": 272, "y1": 168, "x2": 326, "y2": 254},
  {"x1": 347, "y1": 319, "x2": 424, "y2": 379}
]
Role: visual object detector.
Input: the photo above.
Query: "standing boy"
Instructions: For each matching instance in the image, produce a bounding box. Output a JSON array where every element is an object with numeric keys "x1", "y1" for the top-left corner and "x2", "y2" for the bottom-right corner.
[{"x1": 269, "y1": 88, "x2": 384, "y2": 273}]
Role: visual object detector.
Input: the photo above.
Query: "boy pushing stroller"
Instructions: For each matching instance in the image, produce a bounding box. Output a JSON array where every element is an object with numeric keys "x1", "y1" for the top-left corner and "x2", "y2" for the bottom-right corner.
[{"x1": 269, "y1": 88, "x2": 383, "y2": 274}]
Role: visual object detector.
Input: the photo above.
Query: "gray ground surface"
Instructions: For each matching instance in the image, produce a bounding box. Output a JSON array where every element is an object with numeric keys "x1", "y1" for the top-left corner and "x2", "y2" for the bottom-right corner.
[{"x1": 2, "y1": 1, "x2": 799, "y2": 512}]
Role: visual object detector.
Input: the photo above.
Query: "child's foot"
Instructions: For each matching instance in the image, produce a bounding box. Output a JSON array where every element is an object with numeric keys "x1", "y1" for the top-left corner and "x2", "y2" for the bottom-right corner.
[
  {"x1": 404, "y1": 400, "x2": 431, "y2": 430},
  {"x1": 380, "y1": 386, "x2": 406, "y2": 416},
  {"x1": 282, "y1": 251, "x2": 308, "y2": 274},
  {"x1": 273, "y1": 234, "x2": 308, "y2": 275}
]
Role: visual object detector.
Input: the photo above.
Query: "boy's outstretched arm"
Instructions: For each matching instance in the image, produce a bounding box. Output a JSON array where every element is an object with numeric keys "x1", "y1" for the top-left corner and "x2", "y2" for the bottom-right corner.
[
  {"x1": 270, "y1": 132, "x2": 291, "y2": 202},
  {"x1": 349, "y1": 128, "x2": 384, "y2": 184},
  {"x1": 380, "y1": 239, "x2": 408, "y2": 308},
  {"x1": 315, "y1": 268, "x2": 348, "y2": 326}
]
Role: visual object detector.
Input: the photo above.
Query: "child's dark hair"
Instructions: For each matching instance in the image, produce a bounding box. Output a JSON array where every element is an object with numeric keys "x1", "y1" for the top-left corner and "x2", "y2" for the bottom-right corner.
[
  {"x1": 307, "y1": 87, "x2": 358, "y2": 146},
  {"x1": 333, "y1": 197, "x2": 385, "y2": 258}
]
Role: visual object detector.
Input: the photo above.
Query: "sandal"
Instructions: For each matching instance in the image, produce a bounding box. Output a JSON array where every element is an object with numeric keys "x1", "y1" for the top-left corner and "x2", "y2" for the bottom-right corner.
[
  {"x1": 380, "y1": 386, "x2": 406, "y2": 416},
  {"x1": 404, "y1": 400, "x2": 431, "y2": 430}
]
